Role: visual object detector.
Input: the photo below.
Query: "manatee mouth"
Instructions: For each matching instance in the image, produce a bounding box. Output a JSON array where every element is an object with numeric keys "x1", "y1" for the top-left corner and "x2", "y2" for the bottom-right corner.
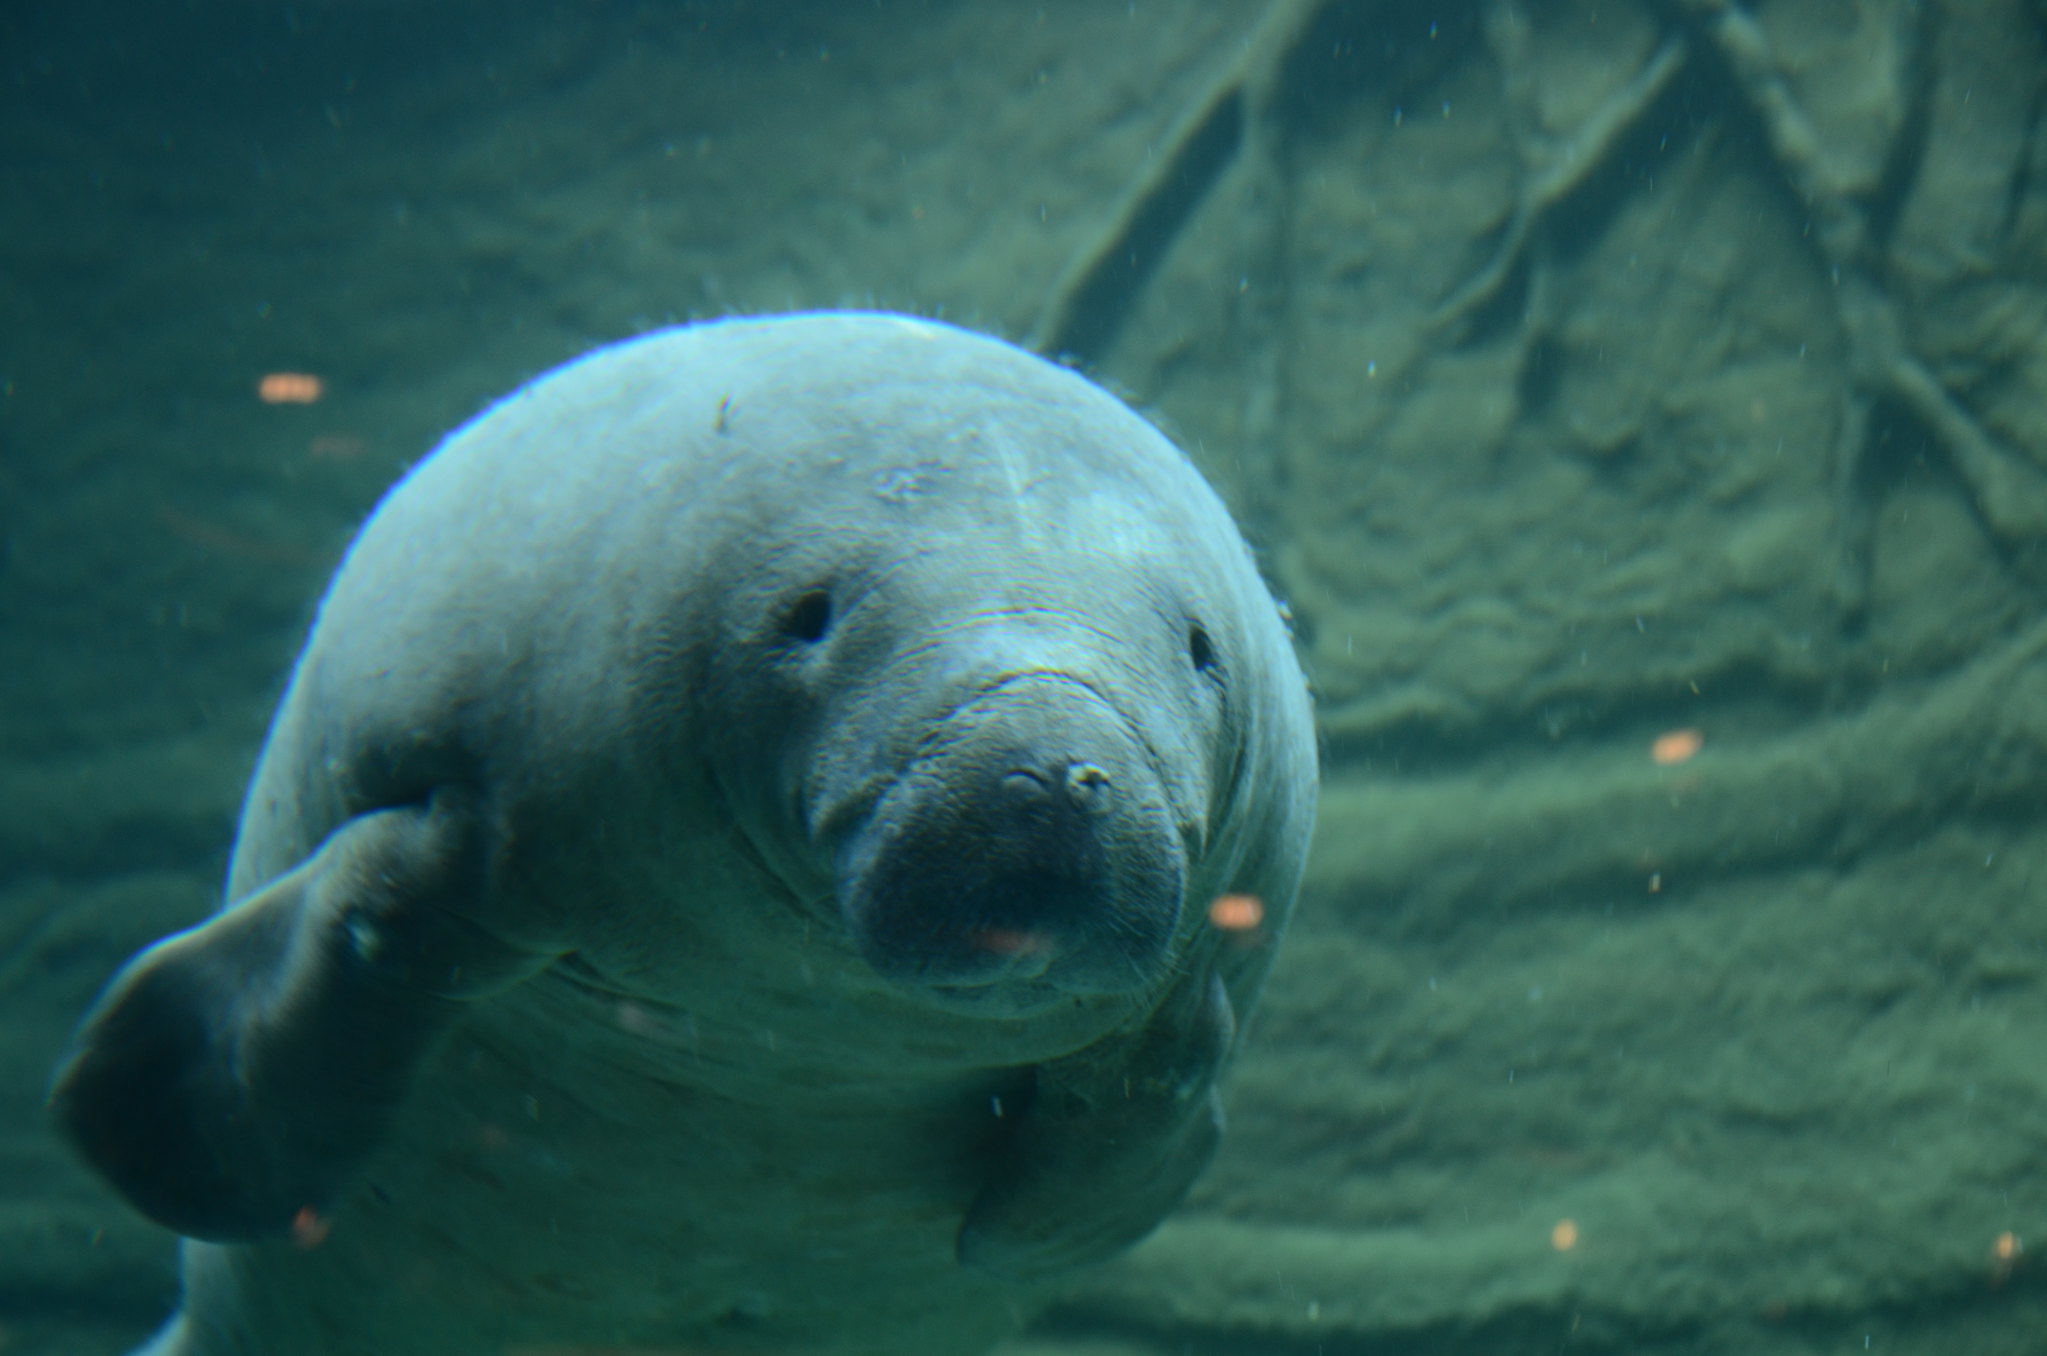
[{"x1": 833, "y1": 681, "x2": 1186, "y2": 1011}]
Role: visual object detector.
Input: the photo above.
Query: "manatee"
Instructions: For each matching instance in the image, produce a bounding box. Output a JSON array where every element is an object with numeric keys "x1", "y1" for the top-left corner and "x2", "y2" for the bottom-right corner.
[{"x1": 50, "y1": 312, "x2": 1319, "y2": 1356}]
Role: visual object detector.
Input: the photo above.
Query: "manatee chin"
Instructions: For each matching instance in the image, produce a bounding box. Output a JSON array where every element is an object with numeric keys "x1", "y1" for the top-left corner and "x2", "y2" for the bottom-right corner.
[{"x1": 831, "y1": 679, "x2": 1187, "y2": 1016}]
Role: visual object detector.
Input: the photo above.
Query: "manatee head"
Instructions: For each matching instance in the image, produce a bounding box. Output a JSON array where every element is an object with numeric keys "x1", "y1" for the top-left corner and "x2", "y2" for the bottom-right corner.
[{"x1": 693, "y1": 319, "x2": 1264, "y2": 1017}]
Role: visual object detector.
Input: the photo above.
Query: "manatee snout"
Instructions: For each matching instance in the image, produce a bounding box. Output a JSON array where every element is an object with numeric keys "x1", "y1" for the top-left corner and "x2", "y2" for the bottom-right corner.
[{"x1": 835, "y1": 678, "x2": 1184, "y2": 1007}]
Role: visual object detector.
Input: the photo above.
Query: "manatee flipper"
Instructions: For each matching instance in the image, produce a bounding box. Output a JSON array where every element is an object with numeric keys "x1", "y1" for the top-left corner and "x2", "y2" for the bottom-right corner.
[
  {"x1": 958, "y1": 968, "x2": 1236, "y2": 1281},
  {"x1": 49, "y1": 789, "x2": 548, "y2": 1243}
]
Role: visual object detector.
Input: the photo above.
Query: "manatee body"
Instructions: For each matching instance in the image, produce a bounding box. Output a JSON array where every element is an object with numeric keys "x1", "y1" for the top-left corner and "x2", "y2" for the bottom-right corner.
[{"x1": 51, "y1": 312, "x2": 1319, "y2": 1356}]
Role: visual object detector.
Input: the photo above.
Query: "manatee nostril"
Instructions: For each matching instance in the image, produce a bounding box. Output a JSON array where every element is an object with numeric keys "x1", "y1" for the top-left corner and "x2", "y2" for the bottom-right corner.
[
  {"x1": 1001, "y1": 769, "x2": 1051, "y2": 802},
  {"x1": 1063, "y1": 761, "x2": 1113, "y2": 814},
  {"x1": 1002, "y1": 763, "x2": 1113, "y2": 815}
]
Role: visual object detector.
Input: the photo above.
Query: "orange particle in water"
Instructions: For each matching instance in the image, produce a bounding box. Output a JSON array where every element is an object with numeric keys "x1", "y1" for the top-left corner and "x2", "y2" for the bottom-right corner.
[
  {"x1": 1551, "y1": 1218, "x2": 1579, "y2": 1251},
  {"x1": 1650, "y1": 728, "x2": 1703, "y2": 765},
  {"x1": 1991, "y1": 1230, "x2": 2024, "y2": 1285},
  {"x1": 258, "y1": 372, "x2": 324, "y2": 404},
  {"x1": 1208, "y1": 894, "x2": 1264, "y2": 931},
  {"x1": 307, "y1": 433, "x2": 367, "y2": 460},
  {"x1": 290, "y1": 1206, "x2": 331, "y2": 1249}
]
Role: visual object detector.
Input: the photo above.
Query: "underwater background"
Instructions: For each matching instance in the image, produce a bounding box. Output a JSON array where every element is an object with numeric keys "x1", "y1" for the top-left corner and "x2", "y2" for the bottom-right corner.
[{"x1": 3, "y1": 0, "x2": 2045, "y2": 1352}]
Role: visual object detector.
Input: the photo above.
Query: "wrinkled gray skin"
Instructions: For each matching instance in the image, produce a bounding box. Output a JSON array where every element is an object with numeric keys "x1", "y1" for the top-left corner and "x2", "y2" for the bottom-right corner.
[{"x1": 50, "y1": 313, "x2": 1318, "y2": 1356}]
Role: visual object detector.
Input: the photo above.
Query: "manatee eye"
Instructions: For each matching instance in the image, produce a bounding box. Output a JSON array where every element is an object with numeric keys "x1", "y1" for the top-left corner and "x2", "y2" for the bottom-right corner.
[
  {"x1": 782, "y1": 589, "x2": 834, "y2": 644},
  {"x1": 1188, "y1": 624, "x2": 1218, "y2": 673}
]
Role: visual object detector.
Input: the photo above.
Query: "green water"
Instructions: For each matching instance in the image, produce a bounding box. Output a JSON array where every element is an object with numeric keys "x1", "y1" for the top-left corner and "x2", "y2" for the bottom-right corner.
[{"x1": 3, "y1": 1, "x2": 2043, "y2": 1352}]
